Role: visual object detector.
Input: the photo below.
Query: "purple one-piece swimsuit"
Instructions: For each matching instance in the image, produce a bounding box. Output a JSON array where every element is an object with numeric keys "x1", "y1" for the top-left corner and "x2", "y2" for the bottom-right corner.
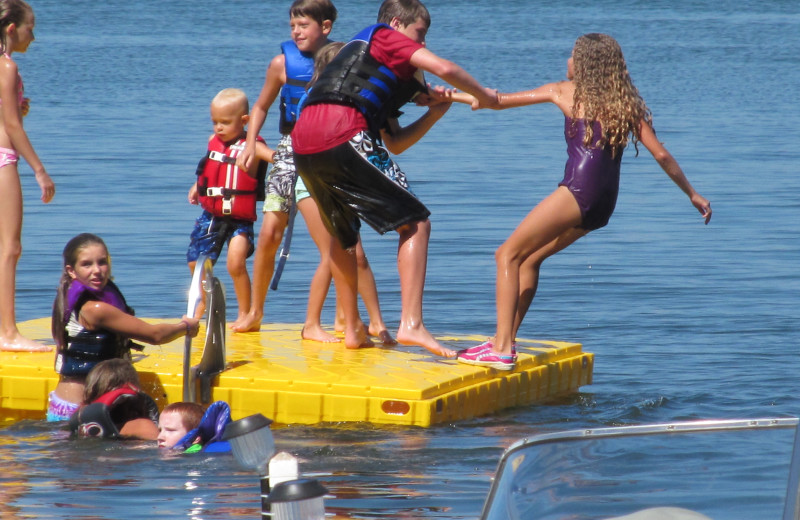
[{"x1": 558, "y1": 117, "x2": 623, "y2": 231}]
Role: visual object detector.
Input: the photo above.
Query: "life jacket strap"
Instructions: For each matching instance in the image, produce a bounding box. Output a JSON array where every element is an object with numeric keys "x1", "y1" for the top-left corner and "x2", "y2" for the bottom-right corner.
[
  {"x1": 207, "y1": 150, "x2": 237, "y2": 165},
  {"x1": 203, "y1": 186, "x2": 255, "y2": 197}
]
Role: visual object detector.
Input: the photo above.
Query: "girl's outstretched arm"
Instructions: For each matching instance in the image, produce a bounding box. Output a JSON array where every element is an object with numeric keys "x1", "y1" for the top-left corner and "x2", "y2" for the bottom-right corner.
[
  {"x1": 79, "y1": 301, "x2": 200, "y2": 345},
  {"x1": 430, "y1": 81, "x2": 573, "y2": 114},
  {"x1": 495, "y1": 81, "x2": 573, "y2": 113},
  {"x1": 0, "y1": 57, "x2": 54, "y2": 203},
  {"x1": 638, "y1": 120, "x2": 712, "y2": 224}
]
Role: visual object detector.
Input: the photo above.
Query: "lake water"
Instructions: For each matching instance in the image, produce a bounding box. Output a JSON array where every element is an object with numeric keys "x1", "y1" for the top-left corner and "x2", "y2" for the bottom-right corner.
[{"x1": 2, "y1": 0, "x2": 799, "y2": 518}]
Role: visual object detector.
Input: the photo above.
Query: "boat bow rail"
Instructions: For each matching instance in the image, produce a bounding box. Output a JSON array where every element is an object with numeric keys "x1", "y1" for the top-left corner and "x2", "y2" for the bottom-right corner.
[{"x1": 481, "y1": 418, "x2": 800, "y2": 520}]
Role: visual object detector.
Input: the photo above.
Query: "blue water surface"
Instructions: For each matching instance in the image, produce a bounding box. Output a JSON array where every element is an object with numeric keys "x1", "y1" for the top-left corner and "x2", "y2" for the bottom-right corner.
[{"x1": 2, "y1": 0, "x2": 799, "y2": 518}]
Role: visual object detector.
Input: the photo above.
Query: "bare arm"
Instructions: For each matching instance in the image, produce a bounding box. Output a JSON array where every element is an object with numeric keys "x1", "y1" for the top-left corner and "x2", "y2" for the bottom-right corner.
[
  {"x1": 79, "y1": 302, "x2": 200, "y2": 345},
  {"x1": 237, "y1": 55, "x2": 284, "y2": 171},
  {"x1": 409, "y1": 48, "x2": 497, "y2": 108},
  {"x1": 495, "y1": 81, "x2": 573, "y2": 113},
  {"x1": 119, "y1": 418, "x2": 159, "y2": 440},
  {"x1": 638, "y1": 121, "x2": 712, "y2": 224},
  {"x1": 0, "y1": 58, "x2": 54, "y2": 203},
  {"x1": 188, "y1": 181, "x2": 198, "y2": 205},
  {"x1": 379, "y1": 98, "x2": 452, "y2": 155},
  {"x1": 253, "y1": 140, "x2": 274, "y2": 164},
  {"x1": 430, "y1": 80, "x2": 573, "y2": 114}
]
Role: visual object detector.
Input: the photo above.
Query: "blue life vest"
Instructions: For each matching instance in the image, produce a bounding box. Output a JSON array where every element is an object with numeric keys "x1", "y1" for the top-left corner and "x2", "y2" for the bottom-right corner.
[
  {"x1": 172, "y1": 400, "x2": 232, "y2": 453},
  {"x1": 279, "y1": 40, "x2": 315, "y2": 134},
  {"x1": 303, "y1": 24, "x2": 426, "y2": 135},
  {"x1": 55, "y1": 280, "x2": 138, "y2": 378}
]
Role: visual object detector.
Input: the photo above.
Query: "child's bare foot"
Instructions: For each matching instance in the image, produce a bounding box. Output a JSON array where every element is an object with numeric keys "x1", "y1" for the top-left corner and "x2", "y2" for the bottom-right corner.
[
  {"x1": 230, "y1": 313, "x2": 248, "y2": 331},
  {"x1": 345, "y1": 323, "x2": 374, "y2": 349},
  {"x1": 396, "y1": 323, "x2": 455, "y2": 357},
  {"x1": 301, "y1": 324, "x2": 340, "y2": 343},
  {"x1": 0, "y1": 334, "x2": 52, "y2": 352},
  {"x1": 369, "y1": 325, "x2": 396, "y2": 345},
  {"x1": 230, "y1": 311, "x2": 263, "y2": 333},
  {"x1": 334, "y1": 316, "x2": 345, "y2": 333}
]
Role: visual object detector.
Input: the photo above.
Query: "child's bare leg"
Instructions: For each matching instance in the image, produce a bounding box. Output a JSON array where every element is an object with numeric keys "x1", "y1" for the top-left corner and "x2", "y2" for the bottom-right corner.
[
  {"x1": 495, "y1": 187, "x2": 583, "y2": 354},
  {"x1": 231, "y1": 211, "x2": 288, "y2": 332},
  {"x1": 297, "y1": 198, "x2": 339, "y2": 342},
  {"x1": 511, "y1": 227, "x2": 586, "y2": 338},
  {"x1": 334, "y1": 301, "x2": 345, "y2": 333},
  {"x1": 227, "y1": 234, "x2": 253, "y2": 326},
  {"x1": 394, "y1": 219, "x2": 453, "y2": 357},
  {"x1": 0, "y1": 167, "x2": 49, "y2": 352},
  {"x1": 333, "y1": 299, "x2": 372, "y2": 341},
  {"x1": 330, "y1": 239, "x2": 371, "y2": 349},
  {"x1": 354, "y1": 239, "x2": 395, "y2": 344}
]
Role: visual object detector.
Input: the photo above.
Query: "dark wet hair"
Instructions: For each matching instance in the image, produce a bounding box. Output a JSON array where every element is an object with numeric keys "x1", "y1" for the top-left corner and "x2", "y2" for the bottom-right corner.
[
  {"x1": 289, "y1": 0, "x2": 337, "y2": 26},
  {"x1": 83, "y1": 359, "x2": 140, "y2": 404},
  {"x1": 377, "y1": 0, "x2": 430, "y2": 28},
  {"x1": 51, "y1": 233, "x2": 110, "y2": 352},
  {"x1": 309, "y1": 41, "x2": 345, "y2": 87}
]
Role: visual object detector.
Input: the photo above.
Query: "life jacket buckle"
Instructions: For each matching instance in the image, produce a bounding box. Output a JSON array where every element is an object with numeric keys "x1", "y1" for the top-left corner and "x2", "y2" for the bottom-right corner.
[
  {"x1": 208, "y1": 151, "x2": 228, "y2": 163},
  {"x1": 206, "y1": 187, "x2": 224, "y2": 197}
]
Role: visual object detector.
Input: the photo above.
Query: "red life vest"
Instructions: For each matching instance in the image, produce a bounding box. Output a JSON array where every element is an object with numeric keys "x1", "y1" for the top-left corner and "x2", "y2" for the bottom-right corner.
[{"x1": 197, "y1": 134, "x2": 266, "y2": 221}]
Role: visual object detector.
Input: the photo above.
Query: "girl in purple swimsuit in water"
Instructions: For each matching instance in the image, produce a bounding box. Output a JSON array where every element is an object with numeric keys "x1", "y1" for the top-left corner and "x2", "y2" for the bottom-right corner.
[
  {"x1": 0, "y1": 0, "x2": 55, "y2": 352},
  {"x1": 458, "y1": 33, "x2": 712, "y2": 370}
]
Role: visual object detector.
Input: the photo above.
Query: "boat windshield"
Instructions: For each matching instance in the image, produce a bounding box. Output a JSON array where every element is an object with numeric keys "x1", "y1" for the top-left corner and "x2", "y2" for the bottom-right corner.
[{"x1": 481, "y1": 418, "x2": 800, "y2": 520}]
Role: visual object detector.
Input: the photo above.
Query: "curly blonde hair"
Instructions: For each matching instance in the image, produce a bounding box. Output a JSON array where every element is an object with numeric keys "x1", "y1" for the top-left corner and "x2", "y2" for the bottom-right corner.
[{"x1": 571, "y1": 33, "x2": 652, "y2": 157}]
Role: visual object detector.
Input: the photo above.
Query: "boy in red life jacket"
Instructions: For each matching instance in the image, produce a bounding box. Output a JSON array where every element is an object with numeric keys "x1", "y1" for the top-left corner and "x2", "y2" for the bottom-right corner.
[{"x1": 187, "y1": 89, "x2": 270, "y2": 322}]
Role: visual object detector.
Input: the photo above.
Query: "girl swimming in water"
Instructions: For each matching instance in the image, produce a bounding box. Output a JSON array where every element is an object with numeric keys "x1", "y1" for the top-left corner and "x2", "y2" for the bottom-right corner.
[
  {"x1": 458, "y1": 33, "x2": 712, "y2": 370},
  {"x1": 48, "y1": 233, "x2": 200, "y2": 421},
  {"x1": 0, "y1": 0, "x2": 55, "y2": 351}
]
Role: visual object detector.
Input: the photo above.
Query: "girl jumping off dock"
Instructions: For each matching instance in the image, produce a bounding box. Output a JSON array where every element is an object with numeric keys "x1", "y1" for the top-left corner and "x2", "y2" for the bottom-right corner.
[
  {"x1": 0, "y1": 0, "x2": 55, "y2": 351},
  {"x1": 458, "y1": 33, "x2": 712, "y2": 371}
]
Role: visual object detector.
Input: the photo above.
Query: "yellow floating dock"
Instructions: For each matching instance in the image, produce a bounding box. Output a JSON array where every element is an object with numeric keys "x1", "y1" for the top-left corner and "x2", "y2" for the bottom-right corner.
[{"x1": 1, "y1": 318, "x2": 592, "y2": 427}]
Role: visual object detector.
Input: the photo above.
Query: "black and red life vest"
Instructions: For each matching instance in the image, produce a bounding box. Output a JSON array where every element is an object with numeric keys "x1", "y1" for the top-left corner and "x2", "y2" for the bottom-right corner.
[{"x1": 69, "y1": 383, "x2": 159, "y2": 439}]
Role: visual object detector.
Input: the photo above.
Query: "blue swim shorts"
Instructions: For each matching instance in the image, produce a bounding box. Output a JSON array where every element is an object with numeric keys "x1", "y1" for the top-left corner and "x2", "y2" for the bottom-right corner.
[{"x1": 187, "y1": 210, "x2": 254, "y2": 263}]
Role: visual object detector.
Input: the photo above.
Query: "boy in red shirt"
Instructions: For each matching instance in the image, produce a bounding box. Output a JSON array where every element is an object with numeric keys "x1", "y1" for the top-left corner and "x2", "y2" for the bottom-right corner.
[{"x1": 292, "y1": 0, "x2": 497, "y2": 353}]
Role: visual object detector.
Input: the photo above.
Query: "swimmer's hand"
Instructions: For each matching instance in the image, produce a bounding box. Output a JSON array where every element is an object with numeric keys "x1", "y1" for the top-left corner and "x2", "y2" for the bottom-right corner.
[
  {"x1": 426, "y1": 84, "x2": 474, "y2": 106},
  {"x1": 188, "y1": 183, "x2": 199, "y2": 205},
  {"x1": 36, "y1": 169, "x2": 54, "y2": 203},
  {"x1": 181, "y1": 316, "x2": 201, "y2": 338},
  {"x1": 21, "y1": 97, "x2": 30, "y2": 117},
  {"x1": 691, "y1": 194, "x2": 712, "y2": 224},
  {"x1": 471, "y1": 88, "x2": 499, "y2": 110}
]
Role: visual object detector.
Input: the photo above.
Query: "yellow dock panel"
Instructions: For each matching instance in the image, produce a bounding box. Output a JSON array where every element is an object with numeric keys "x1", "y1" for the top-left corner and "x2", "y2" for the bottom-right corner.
[{"x1": 1, "y1": 318, "x2": 593, "y2": 427}]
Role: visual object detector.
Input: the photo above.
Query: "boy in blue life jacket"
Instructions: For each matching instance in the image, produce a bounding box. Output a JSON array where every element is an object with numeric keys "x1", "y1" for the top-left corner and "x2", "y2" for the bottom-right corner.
[
  {"x1": 291, "y1": 0, "x2": 498, "y2": 353},
  {"x1": 233, "y1": 0, "x2": 394, "y2": 346},
  {"x1": 187, "y1": 89, "x2": 270, "y2": 323},
  {"x1": 158, "y1": 401, "x2": 232, "y2": 453}
]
